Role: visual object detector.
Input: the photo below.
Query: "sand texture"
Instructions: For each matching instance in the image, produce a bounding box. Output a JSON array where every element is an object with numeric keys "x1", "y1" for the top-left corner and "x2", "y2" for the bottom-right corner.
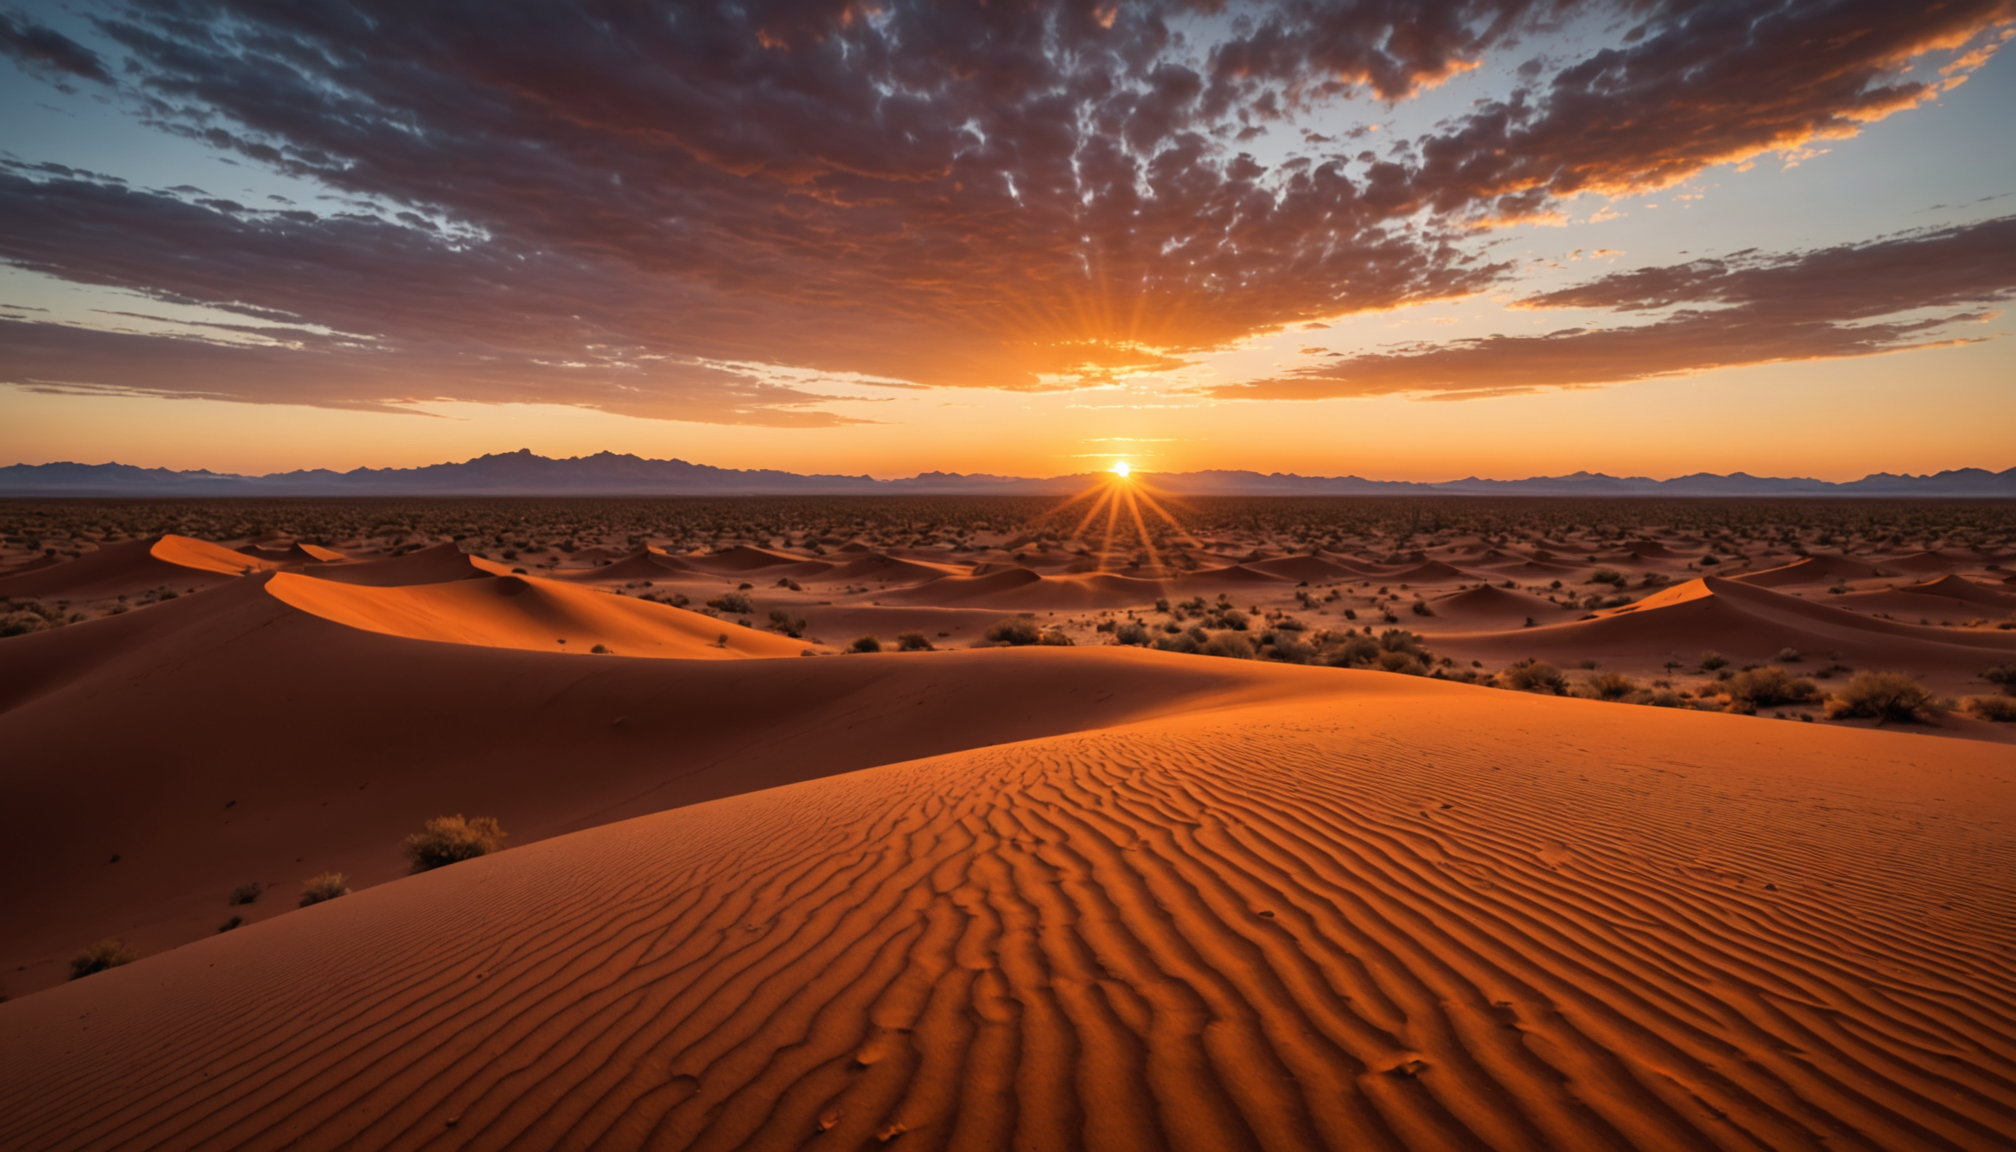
[{"x1": 2, "y1": 675, "x2": 2012, "y2": 1150}]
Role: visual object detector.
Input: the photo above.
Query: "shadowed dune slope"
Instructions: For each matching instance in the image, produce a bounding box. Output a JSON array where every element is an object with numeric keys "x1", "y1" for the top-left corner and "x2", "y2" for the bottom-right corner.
[
  {"x1": 1735, "y1": 555, "x2": 1888, "y2": 588},
  {"x1": 823, "y1": 554, "x2": 957, "y2": 585},
  {"x1": 1243, "y1": 555, "x2": 1359, "y2": 582},
  {"x1": 2, "y1": 682, "x2": 2011, "y2": 1150},
  {"x1": 553, "y1": 548, "x2": 702, "y2": 582},
  {"x1": 0, "y1": 589, "x2": 1315, "y2": 994},
  {"x1": 1444, "y1": 576, "x2": 2016, "y2": 669},
  {"x1": 301, "y1": 542, "x2": 512, "y2": 586},
  {"x1": 0, "y1": 535, "x2": 275, "y2": 599},
  {"x1": 237, "y1": 542, "x2": 345, "y2": 564},
  {"x1": 1427, "y1": 583, "x2": 1554, "y2": 624},
  {"x1": 265, "y1": 571, "x2": 805, "y2": 659}
]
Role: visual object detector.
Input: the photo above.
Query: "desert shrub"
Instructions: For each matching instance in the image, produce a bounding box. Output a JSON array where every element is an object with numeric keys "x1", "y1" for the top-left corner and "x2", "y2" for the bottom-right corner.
[
  {"x1": 70, "y1": 938, "x2": 137, "y2": 980},
  {"x1": 1588, "y1": 568, "x2": 1625, "y2": 586},
  {"x1": 1981, "y1": 663, "x2": 2016, "y2": 695},
  {"x1": 1575, "y1": 671, "x2": 1640, "y2": 701},
  {"x1": 1207, "y1": 608, "x2": 1249, "y2": 630},
  {"x1": 1200, "y1": 632, "x2": 1254, "y2": 660},
  {"x1": 1644, "y1": 689, "x2": 1686, "y2": 708},
  {"x1": 218, "y1": 916, "x2": 243, "y2": 933},
  {"x1": 1377, "y1": 629, "x2": 1430, "y2": 659},
  {"x1": 228, "y1": 881, "x2": 264, "y2": 906},
  {"x1": 1037, "y1": 629, "x2": 1075, "y2": 646},
  {"x1": 895, "y1": 632, "x2": 934, "y2": 651},
  {"x1": 767, "y1": 609, "x2": 807, "y2": 637},
  {"x1": 1825, "y1": 672, "x2": 1937, "y2": 723},
  {"x1": 1963, "y1": 695, "x2": 2016, "y2": 722},
  {"x1": 1410, "y1": 600, "x2": 1434, "y2": 617},
  {"x1": 590, "y1": 643, "x2": 612, "y2": 654},
  {"x1": 1322, "y1": 631, "x2": 1380, "y2": 667},
  {"x1": 1499, "y1": 659, "x2": 1567, "y2": 694},
  {"x1": 1153, "y1": 632, "x2": 1201, "y2": 654},
  {"x1": 1375, "y1": 649, "x2": 1426, "y2": 675},
  {"x1": 1113, "y1": 621, "x2": 1150, "y2": 646},
  {"x1": 299, "y1": 872, "x2": 351, "y2": 906},
  {"x1": 850, "y1": 634, "x2": 883, "y2": 653},
  {"x1": 1721, "y1": 666, "x2": 1819, "y2": 713},
  {"x1": 1699, "y1": 651, "x2": 1729, "y2": 671},
  {"x1": 984, "y1": 617, "x2": 1042, "y2": 646},
  {"x1": 1264, "y1": 632, "x2": 1315, "y2": 663},
  {"x1": 706, "y1": 592, "x2": 754, "y2": 615},
  {"x1": 1777, "y1": 647, "x2": 1803, "y2": 663},
  {"x1": 404, "y1": 814, "x2": 508, "y2": 873}
]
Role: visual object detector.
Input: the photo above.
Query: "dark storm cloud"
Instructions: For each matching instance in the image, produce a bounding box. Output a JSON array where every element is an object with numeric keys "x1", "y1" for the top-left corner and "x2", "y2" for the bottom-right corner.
[
  {"x1": 0, "y1": 12, "x2": 112, "y2": 86},
  {"x1": 0, "y1": 0, "x2": 2009, "y2": 419},
  {"x1": 1209, "y1": 215, "x2": 2016, "y2": 400}
]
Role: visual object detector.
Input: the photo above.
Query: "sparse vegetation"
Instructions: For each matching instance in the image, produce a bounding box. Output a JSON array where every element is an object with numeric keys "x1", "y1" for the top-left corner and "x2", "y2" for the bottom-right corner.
[
  {"x1": 894, "y1": 632, "x2": 934, "y2": 651},
  {"x1": 983, "y1": 617, "x2": 1042, "y2": 646},
  {"x1": 1963, "y1": 695, "x2": 2016, "y2": 722},
  {"x1": 299, "y1": 872, "x2": 350, "y2": 906},
  {"x1": 1825, "y1": 672, "x2": 1939, "y2": 723},
  {"x1": 228, "y1": 881, "x2": 264, "y2": 906},
  {"x1": 850, "y1": 635, "x2": 883, "y2": 653},
  {"x1": 1718, "y1": 666, "x2": 1820, "y2": 714},
  {"x1": 70, "y1": 938, "x2": 137, "y2": 980},
  {"x1": 403, "y1": 814, "x2": 508, "y2": 873},
  {"x1": 1499, "y1": 659, "x2": 1568, "y2": 694}
]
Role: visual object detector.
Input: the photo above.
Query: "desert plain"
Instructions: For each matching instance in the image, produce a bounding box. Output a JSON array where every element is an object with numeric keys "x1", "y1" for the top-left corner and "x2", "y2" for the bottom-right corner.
[{"x1": 1, "y1": 490, "x2": 2013, "y2": 1150}]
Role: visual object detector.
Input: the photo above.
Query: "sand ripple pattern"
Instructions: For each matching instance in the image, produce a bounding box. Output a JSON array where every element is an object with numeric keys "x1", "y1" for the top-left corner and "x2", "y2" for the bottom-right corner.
[{"x1": 2, "y1": 709, "x2": 2012, "y2": 1151}]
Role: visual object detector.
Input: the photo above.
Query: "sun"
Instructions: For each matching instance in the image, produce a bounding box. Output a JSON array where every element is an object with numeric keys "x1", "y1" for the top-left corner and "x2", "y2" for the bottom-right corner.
[{"x1": 1111, "y1": 461, "x2": 1131, "y2": 478}]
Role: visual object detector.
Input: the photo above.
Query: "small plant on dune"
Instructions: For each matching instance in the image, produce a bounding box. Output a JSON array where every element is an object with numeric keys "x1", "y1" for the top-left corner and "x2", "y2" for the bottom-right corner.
[
  {"x1": 1037, "y1": 628, "x2": 1075, "y2": 646},
  {"x1": 228, "y1": 881, "x2": 264, "y2": 906},
  {"x1": 590, "y1": 643, "x2": 612, "y2": 654},
  {"x1": 1410, "y1": 600, "x2": 1434, "y2": 617},
  {"x1": 1113, "y1": 621, "x2": 1150, "y2": 646},
  {"x1": 1574, "y1": 671, "x2": 1640, "y2": 701},
  {"x1": 70, "y1": 938, "x2": 137, "y2": 980},
  {"x1": 1374, "y1": 648, "x2": 1425, "y2": 675},
  {"x1": 983, "y1": 617, "x2": 1042, "y2": 646},
  {"x1": 299, "y1": 872, "x2": 350, "y2": 906},
  {"x1": 218, "y1": 916, "x2": 243, "y2": 932},
  {"x1": 1777, "y1": 647, "x2": 1803, "y2": 663},
  {"x1": 767, "y1": 608, "x2": 807, "y2": 637},
  {"x1": 1588, "y1": 568, "x2": 1625, "y2": 587},
  {"x1": 1699, "y1": 651, "x2": 1729, "y2": 672},
  {"x1": 1200, "y1": 632, "x2": 1254, "y2": 660},
  {"x1": 404, "y1": 814, "x2": 508, "y2": 873},
  {"x1": 706, "y1": 591, "x2": 754, "y2": 615},
  {"x1": 1498, "y1": 659, "x2": 1568, "y2": 695},
  {"x1": 1825, "y1": 671, "x2": 1938, "y2": 723},
  {"x1": 1719, "y1": 666, "x2": 1819, "y2": 714},
  {"x1": 895, "y1": 632, "x2": 934, "y2": 651},
  {"x1": 1981, "y1": 663, "x2": 2016, "y2": 695},
  {"x1": 1963, "y1": 695, "x2": 2016, "y2": 722},
  {"x1": 850, "y1": 635, "x2": 884, "y2": 653}
]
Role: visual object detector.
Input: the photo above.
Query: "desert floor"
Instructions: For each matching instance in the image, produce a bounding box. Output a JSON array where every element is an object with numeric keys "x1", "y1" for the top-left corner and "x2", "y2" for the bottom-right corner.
[{"x1": 1, "y1": 493, "x2": 2012, "y2": 1150}]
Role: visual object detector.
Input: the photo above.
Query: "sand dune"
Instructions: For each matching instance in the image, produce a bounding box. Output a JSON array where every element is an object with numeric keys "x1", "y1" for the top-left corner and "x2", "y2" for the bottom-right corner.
[
  {"x1": 267, "y1": 571, "x2": 808, "y2": 659},
  {"x1": 883, "y1": 567, "x2": 1043, "y2": 603},
  {"x1": 0, "y1": 534, "x2": 276, "y2": 600},
  {"x1": 1388, "y1": 560, "x2": 1471, "y2": 583},
  {"x1": 1442, "y1": 575, "x2": 2016, "y2": 672},
  {"x1": 1735, "y1": 554, "x2": 1889, "y2": 587},
  {"x1": 1426, "y1": 583, "x2": 1554, "y2": 624},
  {"x1": 1243, "y1": 555, "x2": 1360, "y2": 582},
  {"x1": 1896, "y1": 574, "x2": 2016, "y2": 607},
  {"x1": 1883, "y1": 550, "x2": 1978, "y2": 574},
  {"x1": 4, "y1": 678, "x2": 2010, "y2": 1149},
  {"x1": 682, "y1": 545, "x2": 817, "y2": 573},
  {"x1": 0, "y1": 586, "x2": 1313, "y2": 995},
  {"x1": 1183, "y1": 562, "x2": 1291, "y2": 586},
  {"x1": 554, "y1": 547, "x2": 703, "y2": 582},
  {"x1": 822, "y1": 553, "x2": 957, "y2": 585},
  {"x1": 303, "y1": 541, "x2": 513, "y2": 586},
  {"x1": 236, "y1": 541, "x2": 345, "y2": 564}
]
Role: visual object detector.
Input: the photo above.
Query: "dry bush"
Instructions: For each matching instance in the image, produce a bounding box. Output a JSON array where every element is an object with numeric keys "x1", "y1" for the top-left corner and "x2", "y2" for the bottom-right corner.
[
  {"x1": 1200, "y1": 632, "x2": 1254, "y2": 660},
  {"x1": 895, "y1": 632, "x2": 934, "y2": 651},
  {"x1": 706, "y1": 591, "x2": 754, "y2": 615},
  {"x1": 1113, "y1": 621, "x2": 1150, "y2": 646},
  {"x1": 1037, "y1": 629, "x2": 1075, "y2": 646},
  {"x1": 404, "y1": 814, "x2": 508, "y2": 873},
  {"x1": 850, "y1": 635, "x2": 883, "y2": 653},
  {"x1": 1825, "y1": 672, "x2": 1938, "y2": 723},
  {"x1": 1719, "y1": 666, "x2": 1819, "y2": 714},
  {"x1": 1499, "y1": 659, "x2": 1568, "y2": 694},
  {"x1": 983, "y1": 617, "x2": 1042, "y2": 646},
  {"x1": 1962, "y1": 695, "x2": 2016, "y2": 722},
  {"x1": 1375, "y1": 649, "x2": 1426, "y2": 675},
  {"x1": 1574, "y1": 671, "x2": 1640, "y2": 701},
  {"x1": 1699, "y1": 651, "x2": 1729, "y2": 671},
  {"x1": 228, "y1": 881, "x2": 264, "y2": 906},
  {"x1": 299, "y1": 872, "x2": 350, "y2": 906},
  {"x1": 70, "y1": 938, "x2": 137, "y2": 980},
  {"x1": 1981, "y1": 663, "x2": 2016, "y2": 695}
]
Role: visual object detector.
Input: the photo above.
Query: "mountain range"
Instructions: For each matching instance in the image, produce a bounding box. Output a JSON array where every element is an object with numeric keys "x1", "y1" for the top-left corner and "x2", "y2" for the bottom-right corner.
[{"x1": 2, "y1": 451, "x2": 2013, "y2": 497}]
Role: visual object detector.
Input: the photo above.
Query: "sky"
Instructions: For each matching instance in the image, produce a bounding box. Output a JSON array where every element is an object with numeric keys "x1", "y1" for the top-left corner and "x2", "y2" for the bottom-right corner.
[{"x1": 1, "y1": 0, "x2": 2012, "y2": 482}]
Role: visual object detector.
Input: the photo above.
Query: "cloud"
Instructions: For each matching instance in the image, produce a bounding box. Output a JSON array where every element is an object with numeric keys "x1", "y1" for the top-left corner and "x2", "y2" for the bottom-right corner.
[
  {"x1": 1206, "y1": 216, "x2": 2016, "y2": 400},
  {"x1": 0, "y1": 1, "x2": 2009, "y2": 421},
  {"x1": 0, "y1": 12, "x2": 111, "y2": 87}
]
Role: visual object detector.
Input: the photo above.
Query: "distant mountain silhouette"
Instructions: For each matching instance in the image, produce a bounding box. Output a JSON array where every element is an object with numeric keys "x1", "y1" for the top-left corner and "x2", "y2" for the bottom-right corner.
[{"x1": 3, "y1": 451, "x2": 2012, "y2": 497}]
